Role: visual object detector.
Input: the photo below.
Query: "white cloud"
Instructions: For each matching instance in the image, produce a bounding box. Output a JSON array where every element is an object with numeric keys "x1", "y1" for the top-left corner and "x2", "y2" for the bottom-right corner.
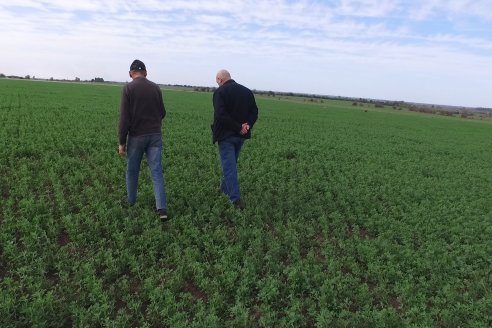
[
  {"x1": 336, "y1": 0, "x2": 401, "y2": 17},
  {"x1": 409, "y1": 0, "x2": 492, "y2": 21},
  {"x1": 0, "y1": 0, "x2": 491, "y2": 107}
]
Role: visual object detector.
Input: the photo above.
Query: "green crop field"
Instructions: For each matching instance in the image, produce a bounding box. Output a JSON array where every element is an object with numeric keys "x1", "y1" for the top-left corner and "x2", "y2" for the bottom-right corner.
[{"x1": 1, "y1": 79, "x2": 491, "y2": 327}]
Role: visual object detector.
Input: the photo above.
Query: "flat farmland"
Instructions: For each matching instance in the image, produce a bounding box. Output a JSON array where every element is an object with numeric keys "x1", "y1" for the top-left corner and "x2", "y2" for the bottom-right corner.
[{"x1": 0, "y1": 79, "x2": 491, "y2": 327}]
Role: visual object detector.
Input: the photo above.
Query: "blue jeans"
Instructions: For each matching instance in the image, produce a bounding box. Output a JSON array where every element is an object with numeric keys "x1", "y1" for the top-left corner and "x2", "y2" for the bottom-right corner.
[
  {"x1": 126, "y1": 134, "x2": 167, "y2": 210},
  {"x1": 219, "y1": 136, "x2": 245, "y2": 202}
]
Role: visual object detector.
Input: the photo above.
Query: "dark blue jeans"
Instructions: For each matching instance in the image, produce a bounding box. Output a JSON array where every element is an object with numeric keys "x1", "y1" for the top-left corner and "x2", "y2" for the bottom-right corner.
[
  {"x1": 218, "y1": 136, "x2": 245, "y2": 202},
  {"x1": 126, "y1": 134, "x2": 167, "y2": 210}
]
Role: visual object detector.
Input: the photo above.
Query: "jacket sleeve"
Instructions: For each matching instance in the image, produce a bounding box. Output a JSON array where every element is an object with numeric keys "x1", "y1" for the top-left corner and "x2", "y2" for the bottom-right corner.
[
  {"x1": 118, "y1": 87, "x2": 131, "y2": 145},
  {"x1": 248, "y1": 96, "x2": 258, "y2": 127},
  {"x1": 247, "y1": 92, "x2": 259, "y2": 128},
  {"x1": 159, "y1": 88, "x2": 166, "y2": 120}
]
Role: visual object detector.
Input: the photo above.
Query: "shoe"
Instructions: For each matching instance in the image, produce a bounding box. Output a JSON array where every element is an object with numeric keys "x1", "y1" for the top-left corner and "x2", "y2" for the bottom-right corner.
[
  {"x1": 158, "y1": 209, "x2": 170, "y2": 222},
  {"x1": 121, "y1": 199, "x2": 135, "y2": 208},
  {"x1": 233, "y1": 200, "x2": 245, "y2": 210}
]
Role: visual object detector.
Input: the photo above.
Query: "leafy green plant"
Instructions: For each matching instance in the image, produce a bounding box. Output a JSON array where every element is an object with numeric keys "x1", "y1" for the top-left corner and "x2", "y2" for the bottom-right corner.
[{"x1": 0, "y1": 79, "x2": 491, "y2": 326}]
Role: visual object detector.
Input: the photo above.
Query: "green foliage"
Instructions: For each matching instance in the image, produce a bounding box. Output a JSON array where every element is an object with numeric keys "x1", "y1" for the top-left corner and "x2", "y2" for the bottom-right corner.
[{"x1": 0, "y1": 79, "x2": 491, "y2": 326}]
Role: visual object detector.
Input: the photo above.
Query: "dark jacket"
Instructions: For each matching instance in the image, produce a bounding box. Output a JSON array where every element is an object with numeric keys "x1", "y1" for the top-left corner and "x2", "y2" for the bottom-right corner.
[
  {"x1": 118, "y1": 77, "x2": 166, "y2": 145},
  {"x1": 212, "y1": 79, "x2": 258, "y2": 143}
]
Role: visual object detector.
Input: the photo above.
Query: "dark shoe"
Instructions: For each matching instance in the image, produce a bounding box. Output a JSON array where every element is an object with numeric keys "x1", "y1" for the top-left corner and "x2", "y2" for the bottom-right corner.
[
  {"x1": 158, "y1": 209, "x2": 170, "y2": 222},
  {"x1": 233, "y1": 200, "x2": 245, "y2": 210},
  {"x1": 121, "y1": 199, "x2": 135, "y2": 208}
]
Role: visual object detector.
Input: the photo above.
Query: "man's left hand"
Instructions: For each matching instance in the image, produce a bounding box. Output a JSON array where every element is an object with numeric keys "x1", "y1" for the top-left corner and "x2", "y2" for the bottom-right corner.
[{"x1": 118, "y1": 144, "x2": 126, "y2": 156}]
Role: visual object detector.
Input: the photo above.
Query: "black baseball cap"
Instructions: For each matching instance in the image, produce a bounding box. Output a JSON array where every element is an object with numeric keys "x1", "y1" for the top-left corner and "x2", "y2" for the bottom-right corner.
[{"x1": 130, "y1": 59, "x2": 146, "y2": 71}]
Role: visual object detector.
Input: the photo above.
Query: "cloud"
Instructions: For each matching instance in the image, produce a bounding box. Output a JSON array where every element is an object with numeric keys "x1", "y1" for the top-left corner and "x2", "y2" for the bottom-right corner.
[
  {"x1": 1, "y1": 1, "x2": 491, "y2": 106},
  {"x1": 336, "y1": 0, "x2": 401, "y2": 17},
  {"x1": 408, "y1": 0, "x2": 492, "y2": 21}
]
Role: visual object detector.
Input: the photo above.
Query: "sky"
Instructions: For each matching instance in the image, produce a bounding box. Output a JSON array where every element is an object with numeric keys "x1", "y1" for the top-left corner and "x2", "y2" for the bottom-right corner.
[{"x1": 1, "y1": 0, "x2": 491, "y2": 108}]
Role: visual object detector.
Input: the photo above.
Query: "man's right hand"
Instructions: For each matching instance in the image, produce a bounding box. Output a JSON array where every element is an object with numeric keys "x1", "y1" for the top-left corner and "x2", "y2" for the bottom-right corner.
[{"x1": 240, "y1": 123, "x2": 250, "y2": 135}]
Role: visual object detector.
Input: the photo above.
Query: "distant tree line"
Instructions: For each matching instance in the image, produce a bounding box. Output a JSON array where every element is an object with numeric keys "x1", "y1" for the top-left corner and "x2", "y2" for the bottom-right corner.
[
  {"x1": 0, "y1": 73, "x2": 105, "y2": 83},
  {"x1": 1, "y1": 73, "x2": 490, "y2": 116},
  {"x1": 0, "y1": 73, "x2": 31, "y2": 79},
  {"x1": 193, "y1": 86, "x2": 216, "y2": 92}
]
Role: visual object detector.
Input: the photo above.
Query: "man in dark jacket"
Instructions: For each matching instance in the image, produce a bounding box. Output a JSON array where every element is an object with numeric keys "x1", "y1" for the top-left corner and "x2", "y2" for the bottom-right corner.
[
  {"x1": 212, "y1": 69, "x2": 258, "y2": 209},
  {"x1": 118, "y1": 59, "x2": 169, "y2": 221}
]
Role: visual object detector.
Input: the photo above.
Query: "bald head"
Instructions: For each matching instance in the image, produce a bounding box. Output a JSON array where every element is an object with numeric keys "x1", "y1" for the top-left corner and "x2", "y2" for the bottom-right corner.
[{"x1": 216, "y1": 69, "x2": 231, "y2": 86}]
